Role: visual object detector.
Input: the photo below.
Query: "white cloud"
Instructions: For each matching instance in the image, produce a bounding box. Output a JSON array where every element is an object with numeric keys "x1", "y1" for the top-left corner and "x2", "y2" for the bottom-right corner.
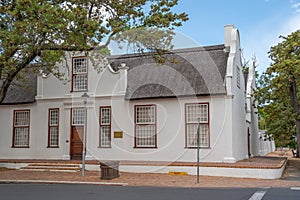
[
  {"x1": 279, "y1": 14, "x2": 300, "y2": 35},
  {"x1": 243, "y1": 14, "x2": 300, "y2": 73},
  {"x1": 292, "y1": 2, "x2": 300, "y2": 8},
  {"x1": 291, "y1": 0, "x2": 300, "y2": 12}
]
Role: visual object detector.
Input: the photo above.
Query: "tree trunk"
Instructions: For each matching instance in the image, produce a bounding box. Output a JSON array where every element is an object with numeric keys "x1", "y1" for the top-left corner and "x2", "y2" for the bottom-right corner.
[
  {"x1": 289, "y1": 75, "x2": 300, "y2": 157},
  {"x1": 296, "y1": 120, "x2": 300, "y2": 158},
  {"x1": 0, "y1": 73, "x2": 17, "y2": 104}
]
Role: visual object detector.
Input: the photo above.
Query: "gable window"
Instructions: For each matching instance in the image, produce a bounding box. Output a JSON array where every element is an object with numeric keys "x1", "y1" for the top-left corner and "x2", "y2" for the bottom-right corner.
[
  {"x1": 72, "y1": 57, "x2": 88, "y2": 91},
  {"x1": 185, "y1": 103, "x2": 209, "y2": 148},
  {"x1": 99, "y1": 107, "x2": 111, "y2": 148},
  {"x1": 135, "y1": 105, "x2": 156, "y2": 148},
  {"x1": 48, "y1": 108, "x2": 59, "y2": 147},
  {"x1": 237, "y1": 65, "x2": 241, "y2": 89},
  {"x1": 13, "y1": 110, "x2": 30, "y2": 147}
]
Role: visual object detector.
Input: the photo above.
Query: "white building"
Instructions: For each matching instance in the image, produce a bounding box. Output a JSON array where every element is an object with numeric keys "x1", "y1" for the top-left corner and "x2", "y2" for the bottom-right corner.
[{"x1": 0, "y1": 25, "x2": 260, "y2": 163}]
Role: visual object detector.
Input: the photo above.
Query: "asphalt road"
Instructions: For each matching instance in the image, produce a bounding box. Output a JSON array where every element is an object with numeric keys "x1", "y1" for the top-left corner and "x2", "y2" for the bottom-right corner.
[{"x1": 0, "y1": 184, "x2": 299, "y2": 200}]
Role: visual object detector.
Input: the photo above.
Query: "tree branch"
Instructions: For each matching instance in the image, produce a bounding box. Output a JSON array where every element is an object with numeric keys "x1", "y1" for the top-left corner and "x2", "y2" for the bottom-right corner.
[{"x1": 41, "y1": 32, "x2": 117, "y2": 52}]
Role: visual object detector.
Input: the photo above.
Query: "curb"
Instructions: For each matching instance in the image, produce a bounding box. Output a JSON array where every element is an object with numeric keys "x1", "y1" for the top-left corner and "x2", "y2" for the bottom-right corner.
[{"x1": 0, "y1": 179, "x2": 128, "y2": 186}]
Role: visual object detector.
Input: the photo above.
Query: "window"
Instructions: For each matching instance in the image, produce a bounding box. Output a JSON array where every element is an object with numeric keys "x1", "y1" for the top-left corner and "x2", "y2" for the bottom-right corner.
[
  {"x1": 237, "y1": 65, "x2": 241, "y2": 88},
  {"x1": 72, "y1": 108, "x2": 86, "y2": 126},
  {"x1": 99, "y1": 107, "x2": 111, "y2": 147},
  {"x1": 185, "y1": 103, "x2": 209, "y2": 148},
  {"x1": 135, "y1": 105, "x2": 156, "y2": 148},
  {"x1": 72, "y1": 57, "x2": 88, "y2": 91},
  {"x1": 48, "y1": 109, "x2": 59, "y2": 147},
  {"x1": 13, "y1": 110, "x2": 30, "y2": 147}
]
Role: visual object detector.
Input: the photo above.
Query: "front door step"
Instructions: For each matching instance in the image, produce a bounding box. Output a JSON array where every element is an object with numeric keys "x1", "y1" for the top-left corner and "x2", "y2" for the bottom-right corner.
[{"x1": 20, "y1": 163, "x2": 81, "y2": 172}]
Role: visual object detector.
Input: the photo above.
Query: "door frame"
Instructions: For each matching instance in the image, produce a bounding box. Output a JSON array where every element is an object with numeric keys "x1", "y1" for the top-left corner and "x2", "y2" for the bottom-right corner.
[
  {"x1": 70, "y1": 108, "x2": 86, "y2": 160},
  {"x1": 70, "y1": 125, "x2": 84, "y2": 160}
]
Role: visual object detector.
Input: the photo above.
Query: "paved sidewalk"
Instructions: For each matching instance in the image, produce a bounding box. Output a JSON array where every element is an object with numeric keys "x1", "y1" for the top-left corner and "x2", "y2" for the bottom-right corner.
[
  {"x1": 0, "y1": 151, "x2": 298, "y2": 188},
  {"x1": 1, "y1": 168, "x2": 300, "y2": 188}
]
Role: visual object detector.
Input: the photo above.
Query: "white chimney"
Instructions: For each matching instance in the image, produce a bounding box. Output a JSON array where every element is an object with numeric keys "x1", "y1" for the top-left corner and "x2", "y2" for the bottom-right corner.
[{"x1": 224, "y1": 24, "x2": 234, "y2": 48}]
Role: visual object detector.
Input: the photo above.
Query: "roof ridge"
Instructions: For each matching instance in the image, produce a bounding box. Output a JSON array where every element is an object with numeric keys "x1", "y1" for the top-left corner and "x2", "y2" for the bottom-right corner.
[{"x1": 108, "y1": 44, "x2": 225, "y2": 60}]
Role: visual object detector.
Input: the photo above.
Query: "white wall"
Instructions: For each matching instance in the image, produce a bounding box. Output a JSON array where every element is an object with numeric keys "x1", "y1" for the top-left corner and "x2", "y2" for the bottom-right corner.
[
  {"x1": 71, "y1": 95, "x2": 230, "y2": 162},
  {"x1": 1, "y1": 94, "x2": 233, "y2": 162},
  {"x1": 224, "y1": 26, "x2": 248, "y2": 162}
]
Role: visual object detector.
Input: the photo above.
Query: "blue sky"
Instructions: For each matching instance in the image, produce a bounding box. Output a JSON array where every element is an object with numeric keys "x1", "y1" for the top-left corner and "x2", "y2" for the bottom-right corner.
[
  {"x1": 110, "y1": 0, "x2": 300, "y2": 73},
  {"x1": 172, "y1": 0, "x2": 300, "y2": 73}
]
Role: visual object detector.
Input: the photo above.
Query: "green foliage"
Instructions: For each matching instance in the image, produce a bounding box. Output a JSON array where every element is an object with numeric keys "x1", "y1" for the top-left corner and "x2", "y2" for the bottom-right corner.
[
  {"x1": 0, "y1": 0, "x2": 188, "y2": 103},
  {"x1": 256, "y1": 30, "x2": 300, "y2": 155}
]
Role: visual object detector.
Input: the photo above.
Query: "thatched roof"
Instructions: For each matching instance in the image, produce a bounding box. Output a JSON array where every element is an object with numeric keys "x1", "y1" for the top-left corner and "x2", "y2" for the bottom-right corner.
[
  {"x1": 2, "y1": 45, "x2": 229, "y2": 104},
  {"x1": 2, "y1": 74, "x2": 37, "y2": 104},
  {"x1": 109, "y1": 45, "x2": 229, "y2": 100}
]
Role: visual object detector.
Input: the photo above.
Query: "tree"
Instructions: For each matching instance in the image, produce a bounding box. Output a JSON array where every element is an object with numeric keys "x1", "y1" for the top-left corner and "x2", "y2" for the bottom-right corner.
[
  {"x1": 0, "y1": 0, "x2": 188, "y2": 103},
  {"x1": 256, "y1": 30, "x2": 300, "y2": 157}
]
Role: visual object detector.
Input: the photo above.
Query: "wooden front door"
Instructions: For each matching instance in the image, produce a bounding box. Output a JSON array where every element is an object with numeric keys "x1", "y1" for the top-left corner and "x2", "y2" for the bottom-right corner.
[{"x1": 71, "y1": 126, "x2": 83, "y2": 160}]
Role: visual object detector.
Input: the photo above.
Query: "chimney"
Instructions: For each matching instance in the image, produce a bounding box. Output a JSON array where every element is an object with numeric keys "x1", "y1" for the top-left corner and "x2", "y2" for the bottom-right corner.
[{"x1": 224, "y1": 24, "x2": 234, "y2": 48}]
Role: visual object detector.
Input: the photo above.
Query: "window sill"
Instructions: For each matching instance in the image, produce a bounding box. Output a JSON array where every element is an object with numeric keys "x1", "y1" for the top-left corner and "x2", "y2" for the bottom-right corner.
[
  {"x1": 70, "y1": 90, "x2": 88, "y2": 93},
  {"x1": 98, "y1": 146, "x2": 112, "y2": 148},
  {"x1": 185, "y1": 147, "x2": 211, "y2": 149},
  {"x1": 11, "y1": 146, "x2": 30, "y2": 148},
  {"x1": 47, "y1": 146, "x2": 59, "y2": 148},
  {"x1": 134, "y1": 147, "x2": 158, "y2": 149}
]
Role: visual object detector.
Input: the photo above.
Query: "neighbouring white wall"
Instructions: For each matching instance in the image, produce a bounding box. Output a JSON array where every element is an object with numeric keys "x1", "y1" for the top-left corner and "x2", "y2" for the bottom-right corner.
[
  {"x1": 258, "y1": 130, "x2": 275, "y2": 156},
  {"x1": 246, "y1": 62, "x2": 260, "y2": 156}
]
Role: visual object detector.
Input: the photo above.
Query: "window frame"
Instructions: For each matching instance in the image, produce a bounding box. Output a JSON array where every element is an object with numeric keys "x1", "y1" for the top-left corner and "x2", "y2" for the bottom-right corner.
[
  {"x1": 99, "y1": 106, "x2": 112, "y2": 148},
  {"x1": 48, "y1": 108, "x2": 60, "y2": 148},
  {"x1": 185, "y1": 103, "x2": 210, "y2": 149},
  {"x1": 71, "y1": 56, "x2": 88, "y2": 92},
  {"x1": 12, "y1": 109, "x2": 30, "y2": 148},
  {"x1": 134, "y1": 104, "x2": 157, "y2": 148}
]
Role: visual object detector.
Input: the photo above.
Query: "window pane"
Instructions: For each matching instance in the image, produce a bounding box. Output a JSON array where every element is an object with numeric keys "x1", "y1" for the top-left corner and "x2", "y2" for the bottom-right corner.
[
  {"x1": 50, "y1": 109, "x2": 59, "y2": 126},
  {"x1": 50, "y1": 127, "x2": 59, "y2": 147},
  {"x1": 74, "y1": 58, "x2": 87, "y2": 73},
  {"x1": 136, "y1": 125, "x2": 156, "y2": 147},
  {"x1": 101, "y1": 108, "x2": 110, "y2": 125},
  {"x1": 14, "y1": 127, "x2": 29, "y2": 147},
  {"x1": 73, "y1": 74, "x2": 87, "y2": 91},
  {"x1": 15, "y1": 111, "x2": 29, "y2": 126},
  {"x1": 100, "y1": 126, "x2": 111, "y2": 147},
  {"x1": 136, "y1": 106, "x2": 155, "y2": 124},
  {"x1": 187, "y1": 124, "x2": 208, "y2": 147},
  {"x1": 186, "y1": 104, "x2": 208, "y2": 123},
  {"x1": 72, "y1": 108, "x2": 85, "y2": 125}
]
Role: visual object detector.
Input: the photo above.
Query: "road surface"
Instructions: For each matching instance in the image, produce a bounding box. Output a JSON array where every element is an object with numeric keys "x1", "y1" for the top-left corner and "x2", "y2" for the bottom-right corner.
[{"x1": 0, "y1": 184, "x2": 300, "y2": 200}]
